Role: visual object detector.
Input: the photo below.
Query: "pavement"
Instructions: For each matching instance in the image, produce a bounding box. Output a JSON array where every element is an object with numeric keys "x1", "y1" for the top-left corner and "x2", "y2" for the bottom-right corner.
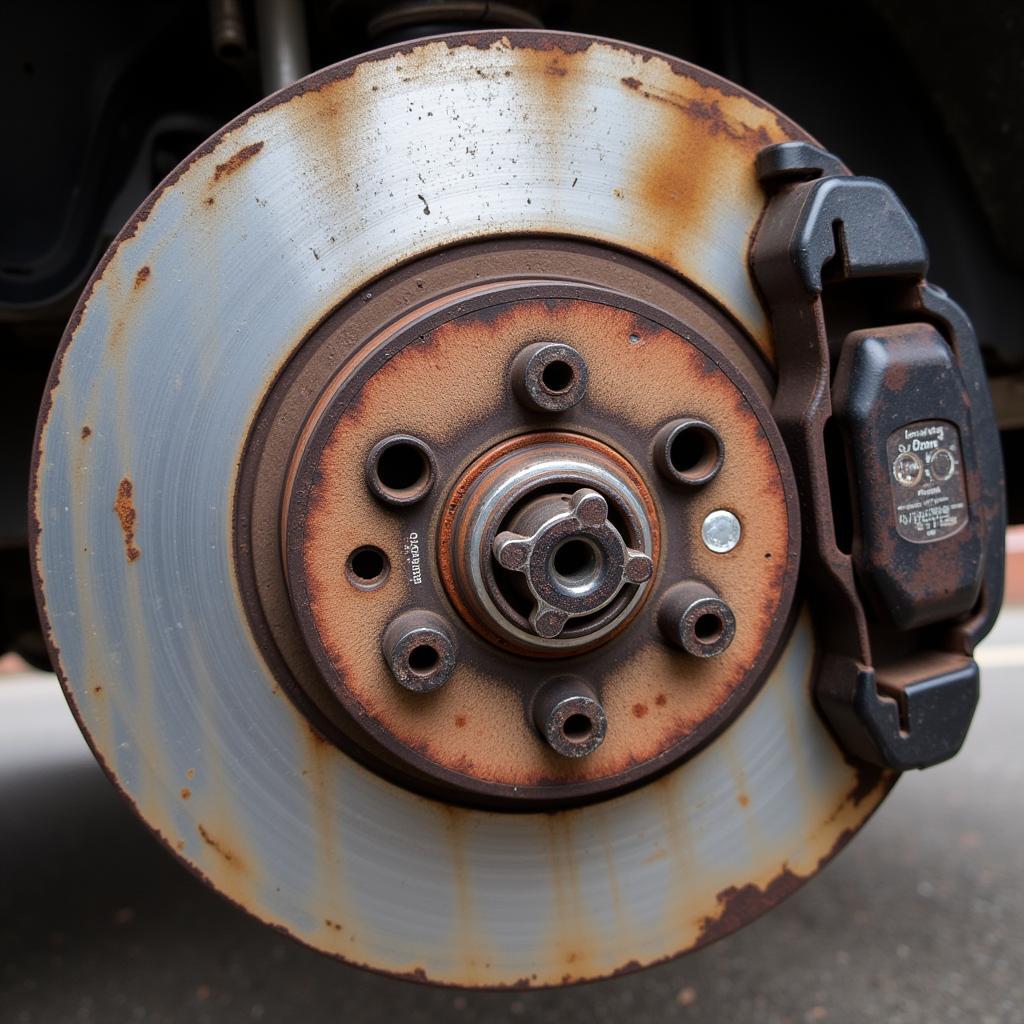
[{"x1": 2, "y1": 609, "x2": 1022, "y2": 1024}]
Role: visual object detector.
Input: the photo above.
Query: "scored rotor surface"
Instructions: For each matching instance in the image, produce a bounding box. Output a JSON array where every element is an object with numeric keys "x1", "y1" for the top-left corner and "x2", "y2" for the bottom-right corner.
[{"x1": 31, "y1": 31, "x2": 891, "y2": 985}]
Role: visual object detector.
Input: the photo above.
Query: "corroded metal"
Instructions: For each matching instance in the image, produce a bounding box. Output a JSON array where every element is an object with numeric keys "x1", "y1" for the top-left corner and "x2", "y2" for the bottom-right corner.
[
  {"x1": 284, "y1": 283, "x2": 801, "y2": 804},
  {"x1": 381, "y1": 609, "x2": 458, "y2": 693},
  {"x1": 532, "y1": 676, "x2": 608, "y2": 758},
  {"x1": 31, "y1": 31, "x2": 892, "y2": 986},
  {"x1": 510, "y1": 341, "x2": 589, "y2": 413},
  {"x1": 658, "y1": 581, "x2": 736, "y2": 658}
]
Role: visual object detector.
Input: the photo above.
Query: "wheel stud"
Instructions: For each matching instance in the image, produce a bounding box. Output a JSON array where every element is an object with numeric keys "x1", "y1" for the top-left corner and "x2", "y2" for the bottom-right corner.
[
  {"x1": 532, "y1": 677, "x2": 607, "y2": 758},
  {"x1": 381, "y1": 610, "x2": 458, "y2": 692},
  {"x1": 658, "y1": 581, "x2": 736, "y2": 657},
  {"x1": 510, "y1": 341, "x2": 588, "y2": 412}
]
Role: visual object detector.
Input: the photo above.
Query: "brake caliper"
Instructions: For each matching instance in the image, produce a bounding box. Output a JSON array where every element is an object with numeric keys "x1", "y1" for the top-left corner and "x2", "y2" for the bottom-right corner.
[{"x1": 752, "y1": 142, "x2": 1006, "y2": 769}]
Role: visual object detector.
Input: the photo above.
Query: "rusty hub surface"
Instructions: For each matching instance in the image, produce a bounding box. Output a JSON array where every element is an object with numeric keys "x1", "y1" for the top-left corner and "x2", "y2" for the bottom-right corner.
[{"x1": 243, "y1": 268, "x2": 803, "y2": 805}]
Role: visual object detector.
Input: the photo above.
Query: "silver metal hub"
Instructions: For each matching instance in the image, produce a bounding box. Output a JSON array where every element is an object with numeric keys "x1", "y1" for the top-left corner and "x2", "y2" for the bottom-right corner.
[{"x1": 447, "y1": 437, "x2": 658, "y2": 654}]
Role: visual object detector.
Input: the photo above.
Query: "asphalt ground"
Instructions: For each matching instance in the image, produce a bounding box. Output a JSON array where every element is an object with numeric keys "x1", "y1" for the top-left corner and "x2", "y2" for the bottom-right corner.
[{"x1": 2, "y1": 609, "x2": 1022, "y2": 1024}]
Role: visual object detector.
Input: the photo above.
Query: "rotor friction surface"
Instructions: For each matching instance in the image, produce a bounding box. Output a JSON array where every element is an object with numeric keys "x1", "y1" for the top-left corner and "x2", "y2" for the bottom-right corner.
[{"x1": 32, "y1": 31, "x2": 890, "y2": 985}]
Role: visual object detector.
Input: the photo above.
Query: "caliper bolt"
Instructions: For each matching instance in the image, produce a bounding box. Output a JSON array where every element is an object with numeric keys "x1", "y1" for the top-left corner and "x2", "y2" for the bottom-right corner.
[
  {"x1": 658, "y1": 581, "x2": 736, "y2": 657},
  {"x1": 653, "y1": 418, "x2": 724, "y2": 486},
  {"x1": 510, "y1": 341, "x2": 589, "y2": 413},
  {"x1": 366, "y1": 434, "x2": 436, "y2": 507},
  {"x1": 532, "y1": 676, "x2": 608, "y2": 758},
  {"x1": 381, "y1": 610, "x2": 458, "y2": 692}
]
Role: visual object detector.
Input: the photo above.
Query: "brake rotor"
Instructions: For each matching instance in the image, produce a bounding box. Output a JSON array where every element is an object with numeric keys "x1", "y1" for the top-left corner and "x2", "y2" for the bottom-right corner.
[{"x1": 32, "y1": 31, "x2": 890, "y2": 985}]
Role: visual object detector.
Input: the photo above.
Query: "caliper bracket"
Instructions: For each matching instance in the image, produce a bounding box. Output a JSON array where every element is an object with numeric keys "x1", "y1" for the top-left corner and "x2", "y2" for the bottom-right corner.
[{"x1": 751, "y1": 141, "x2": 1006, "y2": 770}]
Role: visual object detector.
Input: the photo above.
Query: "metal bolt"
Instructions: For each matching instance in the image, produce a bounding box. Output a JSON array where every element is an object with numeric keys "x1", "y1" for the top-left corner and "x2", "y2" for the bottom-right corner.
[
  {"x1": 381, "y1": 610, "x2": 458, "y2": 692},
  {"x1": 532, "y1": 677, "x2": 607, "y2": 758},
  {"x1": 510, "y1": 341, "x2": 589, "y2": 413},
  {"x1": 701, "y1": 509, "x2": 741, "y2": 553},
  {"x1": 366, "y1": 434, "x2": 436, "y2": 507},
  {"x1": 658, "y1": 581, "x2": 736, "y2": 657},
  {"x1": 653, "y1": 418, "x2": 723, "y2": 486}
]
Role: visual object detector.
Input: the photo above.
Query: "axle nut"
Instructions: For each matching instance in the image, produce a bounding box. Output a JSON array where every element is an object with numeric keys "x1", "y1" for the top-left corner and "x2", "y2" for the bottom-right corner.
[
  {"x1": 533, "y1": 677, "x2": 607, "y2": 758},
  {"x1": 658, "y1": 582, "x2": 736, "y2": 657},
  {"x1": 510, "y1": 341, "x2": 589, "y2": 413},
  {"x1": 381, "y1": 610, "x2": 458, "y2": 692}
]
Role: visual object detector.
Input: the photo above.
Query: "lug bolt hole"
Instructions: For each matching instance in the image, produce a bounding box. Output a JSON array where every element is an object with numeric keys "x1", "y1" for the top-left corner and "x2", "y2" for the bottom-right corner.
[
  {"x1": 655, "y1": 419, "x2": 724, "y2": 486},
  {"x1": 407, "y1": 644, "x2": 440, "y2": 674},
  {"x1": 346, "y1": 546, "x2": 390, "y2": 588},
  {"x1": 367, "y1": 435, "x2": 435, "y2": 505},
  {"x1": 541, "y1": 359, "x2": 574, "y2": 394}
]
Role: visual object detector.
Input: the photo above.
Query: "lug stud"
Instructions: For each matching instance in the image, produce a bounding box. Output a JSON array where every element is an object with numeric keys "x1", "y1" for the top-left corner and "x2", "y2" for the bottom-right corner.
[
  {"x1": 658, "y1": 581, "x2": 736, "y2": 657},
  {"x1": 533, "y1": 677, "x2": 607, "y2": 758},
  {"x1": 510, "y1": 341, "x2": 589, "y2": 413},
  {"x1": 381, "y1": 610, "x2": 458, "y2": 692}
]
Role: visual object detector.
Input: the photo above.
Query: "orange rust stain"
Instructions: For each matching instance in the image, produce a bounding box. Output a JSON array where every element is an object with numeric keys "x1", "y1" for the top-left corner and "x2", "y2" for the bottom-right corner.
[
  {"x1": 197, "y1": 824, "x2": 247, "y2": 871},
  {"x1": 80, "y1": 425, "x2": 92, "y2": 440},
  {"x1": 737, "y1": 792, "x2": 750, "y2": 808},
  {"x1": 212, "y1": 141, "x2": 265, "y2": 182},
  {"x1": 180, "y1": 788, "x2": 191, "y2": 800},
  {"x1": 186, "y1": 768, "x2": 195, "y2": 780},
  {"x1": 205, "y1": 197, "x2": 215, "y2": 206},
  {"x1": 92, "y1": 685, "x2": 103, "y2": 695},
  {"x1": 632, "y1": 703, "x2": 648, "y2": 719},
  {"x1": 622, "y1": 76, "x2": 641, "y2": 90},
  {"x1": 113, "y1": 477, "x2": 141, "y2": 562},
  {"x1": 134, "y1": 265, "x2": 151, "y2": 289},
  {"x1": 695, "y1": 867, "x2": 804, "y2": 949}
]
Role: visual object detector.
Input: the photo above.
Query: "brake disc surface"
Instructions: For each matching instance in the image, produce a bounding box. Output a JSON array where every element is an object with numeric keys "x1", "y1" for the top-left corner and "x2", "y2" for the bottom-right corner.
[{"x1": 32, "y1": 31, "x2": 889, "y2": 985}]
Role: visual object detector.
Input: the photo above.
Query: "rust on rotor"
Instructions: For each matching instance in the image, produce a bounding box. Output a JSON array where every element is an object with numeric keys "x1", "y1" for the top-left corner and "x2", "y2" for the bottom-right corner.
[{"x1": 29, "y1": 25, "x2": 900, "y2": 985}]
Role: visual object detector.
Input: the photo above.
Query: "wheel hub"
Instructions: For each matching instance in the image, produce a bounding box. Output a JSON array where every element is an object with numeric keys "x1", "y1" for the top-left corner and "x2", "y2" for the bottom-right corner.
[{"x1": 273, "y1": 273, "x2": 801, "y2": 804}]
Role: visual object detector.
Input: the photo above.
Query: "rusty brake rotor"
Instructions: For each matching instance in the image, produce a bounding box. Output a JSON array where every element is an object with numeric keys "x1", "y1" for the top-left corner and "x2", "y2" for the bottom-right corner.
[{"x1": 32, "y1": 32, "x2": 895, "y2": 986}]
